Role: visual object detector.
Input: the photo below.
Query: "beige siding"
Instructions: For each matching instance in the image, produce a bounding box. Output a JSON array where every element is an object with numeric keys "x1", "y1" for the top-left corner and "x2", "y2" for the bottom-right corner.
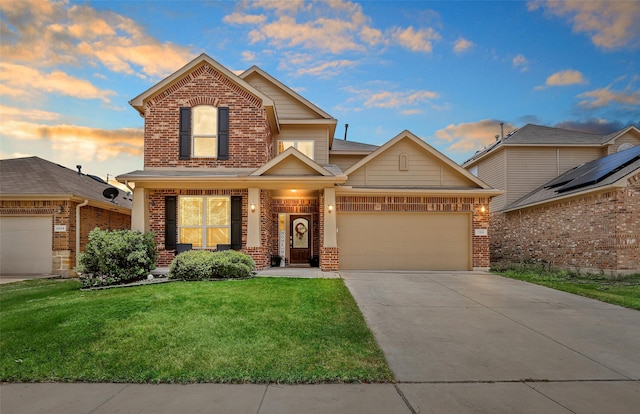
[
  {"x1": 329, "y1": 154, "x2": 367, "y2": 171},
  {"x1": 476, "y1": 150, "x2": 506, "y2": 211},
  {"x1": 262, "y1": 157, "x2": 318, "y2": 176},
  {"x1": 505, "y1": 147, "x2": 558, "y2": 205},
  {"x1": 276, "y1": 125, "x2": 329, "y2": 164},
  {"x1": 557, "y1": 147, "x2": 603, "y2": 173},
  {"x1": 337, "y1": 212, "x2": 471, "y2": 270},
  {"x1": 606, "y1": 131, "x2": 640, "y2": 155},
  {"x1": 243, "y1": 73, "x2": 319, "y2": 119},
  {"x1": 346, "y1": 139, "x2": 476, "y2": 187}
]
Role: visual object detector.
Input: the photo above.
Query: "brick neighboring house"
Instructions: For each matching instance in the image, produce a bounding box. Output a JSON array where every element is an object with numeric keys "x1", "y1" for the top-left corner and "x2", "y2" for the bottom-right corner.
[
  {"x1": 462, "y1": 124, "x2": 640, "y2": 275},
  {"x1": 118, "y1": 53, "x2": 501, "y2": 271},
  {"x1": 0, "y1": 157, "x2": 132, "y2": 276}
]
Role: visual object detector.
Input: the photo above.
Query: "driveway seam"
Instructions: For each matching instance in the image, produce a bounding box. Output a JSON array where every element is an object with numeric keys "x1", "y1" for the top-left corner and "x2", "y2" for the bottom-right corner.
[
  {"x1": 393, "y1": 384, "x2": 417, "y2": 414},
  {"x1": 86, "y1": 383, "x2": 130, "y2": 414},
  {"x1": 432, "y1": 278, "x2": 632, "y2": 381},
  {"x1": 523, "y1": 382, "x2": 578, "y2": 414},
  {"x1": 255, "y1": 384, "x2": 269, "y2": 414}
]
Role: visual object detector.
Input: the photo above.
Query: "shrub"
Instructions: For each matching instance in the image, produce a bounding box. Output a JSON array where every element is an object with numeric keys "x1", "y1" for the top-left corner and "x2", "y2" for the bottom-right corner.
[
  {"x1": 76, "y1": 228, "x2": 157, "y2": 287},
  {"x1": 168, "y1": 250, "x2": 256, "y2": 281}
]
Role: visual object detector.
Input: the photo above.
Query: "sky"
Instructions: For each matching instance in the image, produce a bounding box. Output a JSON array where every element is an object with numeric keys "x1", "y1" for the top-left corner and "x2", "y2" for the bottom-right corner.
[{"x1": 1, "y1": 0, "x2": 639, "y2": 187}]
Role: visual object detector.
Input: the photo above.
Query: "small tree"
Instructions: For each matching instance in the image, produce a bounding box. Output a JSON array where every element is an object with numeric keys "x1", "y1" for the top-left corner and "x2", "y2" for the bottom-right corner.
[{"x1": 76, "y1": 228, "x2": 157, "y2": 287}]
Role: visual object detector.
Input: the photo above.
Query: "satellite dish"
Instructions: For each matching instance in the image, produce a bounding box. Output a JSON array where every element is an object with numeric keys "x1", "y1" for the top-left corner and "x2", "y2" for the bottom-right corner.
[{"x1": 102, "y1": 187, "x2": 120, "y2": 203}]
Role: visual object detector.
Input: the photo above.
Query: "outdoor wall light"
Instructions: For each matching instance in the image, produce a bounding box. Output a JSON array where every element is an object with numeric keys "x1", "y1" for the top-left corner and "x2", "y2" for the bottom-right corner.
[
  {"x1": 328, "y1": 204, "x2": 334, "y2": 213},
  {"x1": 250, "y1": 203, "x2": 256, "y2": 213},
  {"x1": 480, "y1": 205, "x2": 486, "y2": 213}
]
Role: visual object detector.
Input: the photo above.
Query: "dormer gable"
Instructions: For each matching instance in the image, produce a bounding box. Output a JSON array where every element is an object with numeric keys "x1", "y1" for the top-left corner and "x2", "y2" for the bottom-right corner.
[
  {"x1": 252, "y1": 147, "x2": 334, "y2": 177},
  {"x1": 346, "y1": 130, "x2": 491, "y2": 189}
]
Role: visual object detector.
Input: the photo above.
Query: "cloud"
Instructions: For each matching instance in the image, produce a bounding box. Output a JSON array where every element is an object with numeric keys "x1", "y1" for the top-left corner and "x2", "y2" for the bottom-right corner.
[
  {"x1": 0, "y1": 105, "x2": 61, "y2": 122},
  {"x1": 578, "y1": 76, "x2": 640, "y2": 108},
  {"x1": 434, "y1": 119, "x2": 517, "y2": 152},
  {"x1": 223, "y1": 11, "x2": 267, "y2": 25},
  {"x1": 294, "y1": 59, "x2": 357, "y2": 77},
  {"x1": 535, "y1": 69, "x2": 587, "y2": 89},
  {"x1": 0, "y1": 0, "x2": 193, "y2": 79},
  {"x1": 0, "y1": 119, "x2": 143, "y2": 160},
  {"x1": 453, "y1": 37, "x2": 473, "y2": 53},
  {"x1": 391, "y1": 26, "x2": 440, "y2": 53},
  {"x1": 553, "y1": 118, "x2": 636, "y2": 134},
  {"x1": 345, "y1": 86, "x2": 440, "y2": 110},
  {"x1": 0, "y1": 63, "x2": 116, "y2": 103},
  {"x1": 529, "y1": 0, "x2": 640, "y2": 50},
  {"x1": 512, "y1": 54, "x2": 529, "y2": 71}
]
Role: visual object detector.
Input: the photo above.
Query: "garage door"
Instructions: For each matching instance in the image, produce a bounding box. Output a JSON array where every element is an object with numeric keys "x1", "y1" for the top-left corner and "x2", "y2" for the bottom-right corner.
[
  {"x1": 0, "y1": 216, "x2": 52, "y2": 274},
  {"x1": 337, "y1": 212, "x2": 471, "y2": 270}
]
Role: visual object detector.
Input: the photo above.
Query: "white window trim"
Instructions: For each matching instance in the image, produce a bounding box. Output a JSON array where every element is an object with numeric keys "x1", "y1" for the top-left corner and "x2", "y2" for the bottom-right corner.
[{"x1": 178, "y1": 195, "x2": 230, "y2": 248}]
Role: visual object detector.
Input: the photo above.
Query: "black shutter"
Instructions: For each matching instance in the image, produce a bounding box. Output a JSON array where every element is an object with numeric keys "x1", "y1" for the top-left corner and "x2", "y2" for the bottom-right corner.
[
  {"x1": 218, "y1": 107, "x2": 229, "y2": 160},
  {"x1": 165, "y1": 196, "x2": 177, "y2": 250},
  {"x1": 230, "y1": 195, "x2": 242, "y2": 250},
  {"x1": 179, "y1": 107, "x2": 191, "y2": 160}
]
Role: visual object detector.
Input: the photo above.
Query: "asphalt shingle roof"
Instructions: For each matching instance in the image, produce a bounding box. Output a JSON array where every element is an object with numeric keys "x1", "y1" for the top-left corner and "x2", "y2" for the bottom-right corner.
[{"x1": 0, "y1": 156, "x2": 132, "y2": 209}]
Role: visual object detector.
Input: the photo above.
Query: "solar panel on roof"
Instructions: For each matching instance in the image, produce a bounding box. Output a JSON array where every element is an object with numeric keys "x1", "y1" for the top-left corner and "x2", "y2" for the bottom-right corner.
[
  {"x1": 556, "y1": 146, "x2": 640, "y2": 193},
  {"x1": 545, "y1": 163, "x2": 591, "y2": 189}
]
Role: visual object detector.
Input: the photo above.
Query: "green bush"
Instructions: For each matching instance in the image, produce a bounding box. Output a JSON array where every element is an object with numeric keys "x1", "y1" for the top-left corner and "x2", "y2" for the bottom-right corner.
[
  {"x1": 168, "y1": 250, "x2": 256, "y2": 281},
  {"x1": 76, "y1": 228, "x2": 157, "y2": 287}
]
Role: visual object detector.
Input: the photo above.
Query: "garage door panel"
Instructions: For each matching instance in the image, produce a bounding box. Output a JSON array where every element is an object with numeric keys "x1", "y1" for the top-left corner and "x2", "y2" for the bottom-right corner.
[
  {"x1": 337, "y1": 212, "x2": 470, "y2": 270},
  {"x1": 0, "y1": 216, "x2": 53, "y2": 274}
]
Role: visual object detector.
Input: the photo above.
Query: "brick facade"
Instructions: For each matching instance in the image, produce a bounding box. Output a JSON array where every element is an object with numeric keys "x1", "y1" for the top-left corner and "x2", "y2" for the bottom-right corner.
[
  {"x1": 0, "y1": 199, "x2": 130, "y2": 276},
  {"x1": 143, "y1": 63, "x2": 273, "y2": 169},
  {"x1": 491, "y1": 172, "x2": 640, "y2": 275}
]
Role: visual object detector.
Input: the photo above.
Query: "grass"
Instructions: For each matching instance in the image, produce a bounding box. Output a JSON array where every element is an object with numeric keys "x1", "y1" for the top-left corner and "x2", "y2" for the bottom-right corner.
[
  {"x1": 493, "y1": 268, "x2": 640, "y2": 311},
  {"x1": 0, "y1": 278, "x2": 393, "y2": 384}
]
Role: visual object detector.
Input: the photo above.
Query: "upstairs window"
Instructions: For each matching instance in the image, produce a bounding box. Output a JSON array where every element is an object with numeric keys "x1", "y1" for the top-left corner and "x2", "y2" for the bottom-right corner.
[
  {"x1": 192, "y1": 105, "x2": 218, "y2": 157},
  {"x1": 278, "y1": 140, "x2": 314, "y2": 160}
]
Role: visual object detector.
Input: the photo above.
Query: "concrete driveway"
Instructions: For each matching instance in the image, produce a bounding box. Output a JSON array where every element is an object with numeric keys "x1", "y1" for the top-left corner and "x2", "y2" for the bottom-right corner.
[{"x1": 342, "y1": 270, "x2": 640, "y2": 413}]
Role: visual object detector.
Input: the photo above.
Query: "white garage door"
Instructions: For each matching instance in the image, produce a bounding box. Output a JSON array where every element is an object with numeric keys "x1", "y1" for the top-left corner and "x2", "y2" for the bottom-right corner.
[
  {"x1": 337, "y1": 212, "x2": 471, "y2": 270},
  {"x1": 0, "y1": 216, "x2": 53, "y2": 274}
]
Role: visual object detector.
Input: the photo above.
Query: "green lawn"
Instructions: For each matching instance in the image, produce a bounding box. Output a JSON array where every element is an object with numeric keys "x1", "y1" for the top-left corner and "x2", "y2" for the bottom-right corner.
[
  {"x1": 494, "y1": 269, "x2": 640, "y2": 311},
  {"x1": 0, "y1": 278, "x2": 393, "y2": 384}
]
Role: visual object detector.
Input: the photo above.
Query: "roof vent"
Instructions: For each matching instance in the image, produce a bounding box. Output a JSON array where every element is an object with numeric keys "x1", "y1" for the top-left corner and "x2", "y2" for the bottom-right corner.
[{"x1": 76, "y1": 165, "x2": 82, "y2": 175}]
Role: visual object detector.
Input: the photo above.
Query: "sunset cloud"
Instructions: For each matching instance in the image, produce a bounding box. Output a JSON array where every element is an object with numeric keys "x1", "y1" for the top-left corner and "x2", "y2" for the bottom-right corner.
[
  {"x1": 294, "y1": 59, "x2": 357, "y2": 77},
  {"x1": 0, "y1": 119, "x2": 143, "y2": 160},
  {"x1": 529, "y1": 0, "x2": 640, "y2": 50},
  {"x1": 391, "y1": 26, "x2": 440, "y2": 53},
  {"x1": 435, "y1": 119, "x2": 517, "y2": 152},
  {"x1": 345, "y1": 86, "x2": 440, "y2": 109},
  {"x1": 578, "y1": 77, "x2": 640, "y2": 109},
  {"x1": 0, "y1": 0, "x2": 193, "y2": 79},
  {"x1": 512, "y1": 54, "x2": 529, "y2": 71},
  {"x1": 0, "y1": 63, "x2": 116, "y2": 103},
  {"x1": 453, "y1": 37, "x2": 473, "y2": 53},
  {"x1": 535, "y1": 69, "x2": 586, "y2": 89}
]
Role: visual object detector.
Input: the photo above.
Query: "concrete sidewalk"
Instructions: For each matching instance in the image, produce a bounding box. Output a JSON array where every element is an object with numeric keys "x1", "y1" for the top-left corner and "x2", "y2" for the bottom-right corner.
[{"x1": 2, "y1": 270, "x2": 639, "y2": 413}]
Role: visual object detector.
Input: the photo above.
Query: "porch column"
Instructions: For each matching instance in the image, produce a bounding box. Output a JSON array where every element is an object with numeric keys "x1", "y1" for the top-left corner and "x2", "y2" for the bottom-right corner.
[
  {"x1": 247, "y1": 188, "x2": 261, "y2": 247},
  {"x1": 131, "y1": 187, "x2": 147, "y2": 232},
  {"x1": 323, "y1": 188, "x2": 337, "y2": 247}
]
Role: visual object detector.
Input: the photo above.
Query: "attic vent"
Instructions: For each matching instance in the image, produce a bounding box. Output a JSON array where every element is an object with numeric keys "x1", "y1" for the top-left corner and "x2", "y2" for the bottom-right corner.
[{"x1": 399, "y1": 153, "x2": 409, "y2": 171}]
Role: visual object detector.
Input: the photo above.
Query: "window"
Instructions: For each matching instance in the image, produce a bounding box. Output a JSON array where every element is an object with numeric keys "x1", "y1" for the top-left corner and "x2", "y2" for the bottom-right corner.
[
  {"x1": 278, "y1": 140, "x2": 314, "y2": 160},
  {"x1": 178, "y1": 196, "x2": 230, "y2": 248},
  {"x1": 192, "y1": 105, "x2": 217, "y2": 157}
]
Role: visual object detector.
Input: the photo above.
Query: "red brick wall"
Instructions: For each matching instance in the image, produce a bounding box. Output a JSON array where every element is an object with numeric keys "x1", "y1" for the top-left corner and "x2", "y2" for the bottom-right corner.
[
  {"x1": 491, "y1": 172, "x2": 640, "y2": 275},
  {"x1": 143, "y1": 62, "x2": 273, "y2": 168},
  {"x1": 335, "y1": 195, "x2": 492, "y2": 269}
]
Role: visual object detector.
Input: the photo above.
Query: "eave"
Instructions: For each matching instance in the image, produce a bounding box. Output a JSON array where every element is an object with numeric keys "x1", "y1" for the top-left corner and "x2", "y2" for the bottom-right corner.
[
  {"x1": 335, "y1": 186, "x2": 503, "y2": 197},
  {"x1": 0, "y1": 194, "x2": 132, "y2": 214}
]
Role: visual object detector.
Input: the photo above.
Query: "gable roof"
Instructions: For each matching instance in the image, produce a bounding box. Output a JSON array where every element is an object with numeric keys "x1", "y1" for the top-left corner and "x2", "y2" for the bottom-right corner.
[
  {"x1": 345, "y1": 130, "x2": 495, "y2": 190},
  {"x1": 0, "y1": 157, "x2": 132, "y2": 211},
  {"x1": 251, "y1": 147, "x2": 334, "y2": 177},
  {"x1": 503, "y1": 146, "x2": 640, "y2": 212},
  {"x1": 330, "y1": 139, "x2": 379, "y2": 154},
  {"x1": 128, "y1": 53, "x2": 279, "y2": 133},
  {"x1": 462, "y1": 124, "x2": 640, "y2": 167}
]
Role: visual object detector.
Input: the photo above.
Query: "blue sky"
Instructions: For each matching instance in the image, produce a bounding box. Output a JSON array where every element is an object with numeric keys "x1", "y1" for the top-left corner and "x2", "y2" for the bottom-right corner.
[{"x1": 1, "y1": 0, "x2": 639, "y2": 185}]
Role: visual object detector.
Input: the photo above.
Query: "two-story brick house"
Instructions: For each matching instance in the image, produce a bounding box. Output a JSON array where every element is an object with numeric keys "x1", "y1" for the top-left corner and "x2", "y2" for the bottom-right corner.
[{"x1": 118, "y1": 54, "x2": 501, "y2": 271}]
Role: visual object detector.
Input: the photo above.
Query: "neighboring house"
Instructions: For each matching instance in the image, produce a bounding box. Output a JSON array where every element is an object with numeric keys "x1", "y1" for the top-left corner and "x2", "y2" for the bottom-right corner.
[
  {"x1": 0, "y1": 157, "x2": 132, "y2": 276},
  {"x1": 462, "y1": 124, "x2": 640, "y2": 275},
  {"x1": 494, "y1": 147, "x2": 640, "y2": 275},
  {"x1": 117, "y1": 53, "x2": 501, "y2": 271}
]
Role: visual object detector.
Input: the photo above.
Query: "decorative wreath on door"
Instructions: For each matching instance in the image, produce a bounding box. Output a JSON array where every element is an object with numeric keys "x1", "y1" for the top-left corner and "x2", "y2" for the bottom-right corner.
[{"x1": 295, "y1": 222, "x2": 307, "y2": 240}]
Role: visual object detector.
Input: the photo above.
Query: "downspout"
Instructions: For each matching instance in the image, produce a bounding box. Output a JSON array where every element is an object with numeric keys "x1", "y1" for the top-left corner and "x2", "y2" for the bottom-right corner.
[
  {"x1": 76, "y1": 199, "x2": 89, "y2": 267},
  {"x1": 124, "y1": 180, "x2": 134, "y2": 193}
]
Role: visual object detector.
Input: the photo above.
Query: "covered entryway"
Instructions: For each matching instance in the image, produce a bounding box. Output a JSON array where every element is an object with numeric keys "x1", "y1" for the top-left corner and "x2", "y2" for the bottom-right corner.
[
  {"x1": 0, "y1": 216, "x2": 53, "y2": 274},
  {"x1": 337, "y1": 212, "x2": 471, "y2": 270}
]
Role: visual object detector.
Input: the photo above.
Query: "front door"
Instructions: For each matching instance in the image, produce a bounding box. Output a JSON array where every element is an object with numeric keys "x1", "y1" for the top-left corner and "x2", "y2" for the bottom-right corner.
[{"x1": 290, "y1": 215, "x2": 311, "y2": 264}]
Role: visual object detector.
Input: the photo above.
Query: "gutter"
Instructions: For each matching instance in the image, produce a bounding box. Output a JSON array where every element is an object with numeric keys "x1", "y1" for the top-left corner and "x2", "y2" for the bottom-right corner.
[{"x1": 75, "y1": 199, "x2": 89, "y2": 268}]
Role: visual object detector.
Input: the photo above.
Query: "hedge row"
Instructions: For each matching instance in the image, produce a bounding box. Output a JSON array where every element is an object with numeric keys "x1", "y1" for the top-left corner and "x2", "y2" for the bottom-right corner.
[{"x1": 168, "y1": 250, "x2": 256, "y2": 280}]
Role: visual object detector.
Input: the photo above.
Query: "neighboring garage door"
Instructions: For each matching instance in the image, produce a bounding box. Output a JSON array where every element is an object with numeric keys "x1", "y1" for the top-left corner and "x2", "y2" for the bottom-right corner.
[
  {"x1": 337, "y1": 212, "x2": 471, "y2": 270},
  {"x1": 0, "y1": 216, "x2": 53, "y2": 274}
]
